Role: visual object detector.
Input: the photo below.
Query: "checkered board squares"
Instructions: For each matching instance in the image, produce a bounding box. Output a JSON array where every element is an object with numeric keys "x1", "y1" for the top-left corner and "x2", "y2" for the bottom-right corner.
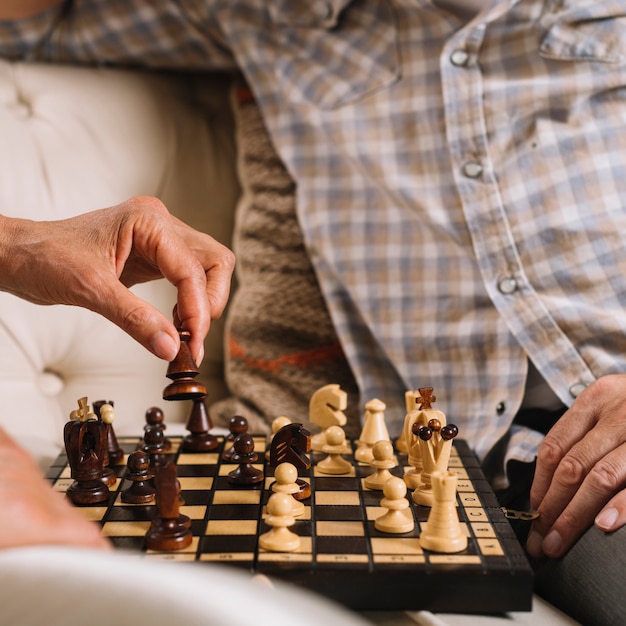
[{"x1": 46, "y1": 435, "x2": 532, "y2": 613}]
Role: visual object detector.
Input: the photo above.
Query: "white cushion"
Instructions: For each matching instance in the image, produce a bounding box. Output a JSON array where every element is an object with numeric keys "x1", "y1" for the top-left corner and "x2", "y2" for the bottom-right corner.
[{"x1": 0, "y1": 61, "x2": 238, "y2": 467}]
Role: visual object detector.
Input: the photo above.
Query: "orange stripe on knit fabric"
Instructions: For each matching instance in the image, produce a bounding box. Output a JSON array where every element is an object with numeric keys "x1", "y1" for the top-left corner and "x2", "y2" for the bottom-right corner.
[{"x1": 227, "y1": 333, "x2": 345, "y2": 373}]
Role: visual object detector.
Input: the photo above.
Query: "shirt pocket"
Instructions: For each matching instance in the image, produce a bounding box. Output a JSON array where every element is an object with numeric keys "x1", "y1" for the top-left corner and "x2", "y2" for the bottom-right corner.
[
  {"x1": 267, "y1": 0, "x2": 400, "y2": 109},
  {"x1": 538, "y1": 0, "x2": 626, "y2": 63}
]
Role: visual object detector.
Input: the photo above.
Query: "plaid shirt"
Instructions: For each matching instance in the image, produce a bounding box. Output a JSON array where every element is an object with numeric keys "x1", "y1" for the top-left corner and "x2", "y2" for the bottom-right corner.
[{"x1": 3, "y1": 0, "x2": 626, "y2": 480}]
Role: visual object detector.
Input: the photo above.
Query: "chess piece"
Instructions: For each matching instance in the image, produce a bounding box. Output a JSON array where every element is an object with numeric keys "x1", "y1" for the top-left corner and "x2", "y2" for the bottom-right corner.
[
  {"x1": 270, "y1": 462, "x2": 305, "y2": 516},
  {"x1": 92, "y1": 401, "x2": 117, "y2": 487},
  {"x1": 317, "y1": 425, "x2": 352, "y2": 475},
  {"x1": 355, "y1": 398, "x2": 390, "y2": 464},
  {"x1": 269, "y1": 422, "x2": 312, "y2": 500},
  {"x1": 142, "y1": 423, "x2": 167, "y2": 468},
  {"x1": 121, "y1": 450, "x2": 155, "y2": 504},
  {"x1": 364, "y1": 440, "x2": 397, "y2": 490},
  {"x1": 145, "y1": 461, "x2": 192, "y2": 551},
  {"x1": 375, "y1": 476, "x2": 415, "y2": 534},
  {"x1": 309, "y1": 384, "x2": 347, "y2": 452},
  {"x1": 419, "y1": 471, "x2": 467, "y2": 553},
  {"x1": 145, "y1": 406, "x2": 171, "y2": 450},
  {"x1": 259, "y1": 492, "x2": 300, "y2": 552},
  {"x1": 404, "y1": 387, "x2": 447, "y2": 490},
  {"x1": 221, "y1": 414, "x2": 248, "y2": 461},
  {"x1": 94, "y1": 399, "x2": 124, "y2": 464},
  {"x1": 162, "y1": 329, "x2": 207, "y2": 400},
  {"x1": 412, "y1": 421, "x2": 459, "y2": 507},
  {"x1": 64, "y1": 397, "x2": 110, "y2": 506},
  {"x1": 181, "y1": 395, "x2": 219, "y2": 452},
  {"x1": 266, "y1": 415, "x2": 292, "y2": 460},
  {"x1": 395, "y1": 390, "x2": 418, "y2": 453},
  {"x1": 228, "y1": 433, "x2": 264, "y2": 485}
]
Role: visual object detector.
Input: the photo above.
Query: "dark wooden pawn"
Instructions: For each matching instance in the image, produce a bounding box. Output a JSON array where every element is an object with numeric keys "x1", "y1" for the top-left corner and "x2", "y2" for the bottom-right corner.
[
  {"x1": 142, "y1": 424, "x2": 167, "y2": 468},
  {"x1": 93, "y1": 399, "x2": 124, "y2": 465},
  {"x1": 221, "y1": 415, "x2": 248, "y2": 461},
  {"x1": 227, "y1": 433, "x2": 263, "y2": 485},
  {"x1": 145, "y1": 406, "x2": 171, "y2": 451},
  {"x1": 182, "y1": 395, "x2": 219, "y2": 452},
  {"x1": 121, "y1": 450, "x2": 155, "y2": 504}
]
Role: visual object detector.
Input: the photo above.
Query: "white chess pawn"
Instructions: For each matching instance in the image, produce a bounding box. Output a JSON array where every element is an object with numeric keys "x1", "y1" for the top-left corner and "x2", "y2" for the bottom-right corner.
[
  {"x1": 355, "y1": 398, "x2": 390, "y2": 464},
  {"x1": 364, "y1": 440, "x2": 397, "y2": 490},
  {"x1": 271, "y1": 462, "x2": 305, "y2": 517},
  {"x1": 317, "y1": 425, "x2": 352, "y2": 475},
  {"x1": 259, "y1": 492, "x2": 300, "y2": 552},
  {"x1": 374, "y1": 476, "x2": 414, "y2": 534},
  {"x1": 419, "y1": 470, "x2": 467, "y2": 553}
]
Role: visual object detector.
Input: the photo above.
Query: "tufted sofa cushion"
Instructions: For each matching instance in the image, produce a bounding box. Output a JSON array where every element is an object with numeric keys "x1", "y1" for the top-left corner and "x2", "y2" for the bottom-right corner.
[{"x1": 0, "y1": 61, "x2": 239, "y2": 468}]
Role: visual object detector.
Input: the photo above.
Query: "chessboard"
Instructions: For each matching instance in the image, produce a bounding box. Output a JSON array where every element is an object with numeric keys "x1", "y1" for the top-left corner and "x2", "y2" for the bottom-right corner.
[{"x1": 46, "y1": 431, "x2": 533, "y2": 614}]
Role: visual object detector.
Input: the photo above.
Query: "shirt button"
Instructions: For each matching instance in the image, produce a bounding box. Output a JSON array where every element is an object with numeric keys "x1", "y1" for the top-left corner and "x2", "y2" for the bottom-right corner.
[
  {"x1": 450, "y1": 49, "x2": 470, "y2": 66},
  {"x1": 569, "y1": 382, "x2": 587, "y2": 398},
  {"x1": 497, "y1": 276, "x2": 518, "y2": 295},
  {"x1": 463, "y1": 161, "x2": 483, "y2": 178},
  {"x1": 496, "y1": 402, "x2": 506, "y2": 415},
  {"x1": 37, "y1": 369, "x2": 65, "y2": 396}
]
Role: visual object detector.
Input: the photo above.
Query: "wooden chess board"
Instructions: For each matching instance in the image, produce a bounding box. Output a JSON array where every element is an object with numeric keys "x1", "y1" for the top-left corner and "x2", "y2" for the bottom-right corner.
[{"x1": 46, "y1": 435, "x2": 533, "y2": 613}]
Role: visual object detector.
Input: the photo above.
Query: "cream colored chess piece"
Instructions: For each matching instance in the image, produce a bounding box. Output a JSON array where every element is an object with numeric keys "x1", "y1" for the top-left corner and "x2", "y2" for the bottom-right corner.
[
  {"x1": 309, "y1": 384, "x2": 348, "y2": 452},
  {"x1": 271, "y1": 462, "x2": 305, "y2": 517},
  {"x1": 395, "y1": 390, "x2": 418, "y2": 453},
  {"x1": 259, "y1": 492, "x2": 300, "y2": 552},
  {"x1": 266, "y1": 415, "x2": 292, "y2": 460},
  {"x1": 355, "y1": 398, "x2": 389, "y2": 464},
  {"x1": 403, "y1": 387, "x2": 446, "y2": 490},
  {"x1": 419, "y1": 470, "x2": 467, "y2": 553},
  {"x1": 317, "y1": 425, "x2": 352, "y2": 475},
  {"x1": 412, "y1": 421, "x2": 458, "y2": 507},
  {"x1": 364, "y1": 440, "x2": 397, "y2": 490},
  {"x1": 374, "y1": 476, "x2": 415, "y2": 534}
]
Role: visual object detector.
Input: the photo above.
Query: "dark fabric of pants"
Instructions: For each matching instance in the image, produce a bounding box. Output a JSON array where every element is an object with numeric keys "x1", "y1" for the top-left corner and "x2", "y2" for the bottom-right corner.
[{"x1": 493, "y1": 407, "x2": 625, "y2": 626}]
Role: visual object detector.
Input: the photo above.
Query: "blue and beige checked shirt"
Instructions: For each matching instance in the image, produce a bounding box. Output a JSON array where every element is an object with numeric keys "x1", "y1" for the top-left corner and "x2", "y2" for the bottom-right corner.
[{"x1": 3, "y1": 0, "x2": 626, "y2": 480}]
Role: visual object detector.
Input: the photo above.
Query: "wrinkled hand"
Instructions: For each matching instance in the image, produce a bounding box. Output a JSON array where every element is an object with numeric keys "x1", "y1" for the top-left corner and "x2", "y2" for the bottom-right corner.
[
  {"x1": 0, "y1": 197, "x2": 235, "y2": 363},
  {"x1": 0, "y1": 427, "x2": 109, "y2": 550},
  {"x1": 527, "y1": 375, "x2": 626, "y2": 558}
]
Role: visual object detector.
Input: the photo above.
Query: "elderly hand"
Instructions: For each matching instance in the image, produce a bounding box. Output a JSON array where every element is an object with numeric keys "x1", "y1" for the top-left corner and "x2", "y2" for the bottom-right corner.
[
  {"x1": 527, "y1": 375, "x2": 626, "y2": 558},
  {"x1": 0, "y1": 427, "x2": 109, "y2": 550},
  {"x1": 0, "y1": 197, "x2": 235, "y2": 364}
]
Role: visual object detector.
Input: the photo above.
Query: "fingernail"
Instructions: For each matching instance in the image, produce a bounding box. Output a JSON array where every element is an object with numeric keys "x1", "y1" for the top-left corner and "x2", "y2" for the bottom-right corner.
[
  {"x1": 526, "y1": 530, "x2": 544, "y2": 557},
  {"x1": 542, "y1": 530, "x2": 563, "y2": 557},
  {"x1": 196, "y1": 344, "x2": 205, "y2": 367},
  {"x1": 595, "y1": 507, "x2": 618, "y2": 532},
  {"x1": 151, "y1": 331, "x2": 178, "y2": 361}
]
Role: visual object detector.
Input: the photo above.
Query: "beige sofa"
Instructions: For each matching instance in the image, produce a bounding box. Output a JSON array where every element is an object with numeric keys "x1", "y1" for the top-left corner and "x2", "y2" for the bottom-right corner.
[{"x1": 0, "y1": 61, "x2": 577, "y2": 626}]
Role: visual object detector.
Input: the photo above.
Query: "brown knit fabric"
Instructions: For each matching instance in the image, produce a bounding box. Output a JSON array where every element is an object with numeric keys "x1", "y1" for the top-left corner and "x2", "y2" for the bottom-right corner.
[{"x1": 209, "y1": 84, "x2": 360, "y2": 436}]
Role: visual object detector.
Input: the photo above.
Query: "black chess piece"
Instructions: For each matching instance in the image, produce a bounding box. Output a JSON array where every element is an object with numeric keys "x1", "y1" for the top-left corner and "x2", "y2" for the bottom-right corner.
[
  {"x1": 145, "y1": 461, "x2": 192, "y2": 551},
  {"x1": 121, "y1": 450, "x2": 156, "y2": 504},
  {"x1": 145, "y1": 406, "x2": 171, "y2": 451},
  {"x1": 142, "y1": 423, "x2": 167, "y2": 468},
  {"x1": 221, "y1": 415, "x2": 248, "y2": 461},
  {"x1": 162, "y1": 329, "x2": 207, "y2": 400},
  {"x1": 182, "y1": 395, "x2": 219, "y2": 452},
  {"x1": 227, "y1": 433, "x2": 264, "y2": 485},
  {"x1": 93, "y1": 399, "x2": 124, "y2": 465},
  {"x1": 64, "y1": 411, "x2": 110, "y2": 506}
]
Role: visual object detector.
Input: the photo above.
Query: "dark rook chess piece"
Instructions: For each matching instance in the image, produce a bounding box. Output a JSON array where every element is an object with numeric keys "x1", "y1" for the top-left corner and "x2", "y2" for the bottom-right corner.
[
  {"x1": 163, "y1": 329, "x2": 207, "y2": 401},
  {"x1": 145, "y1": 461, "x2": 192, "y2": 551}
]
